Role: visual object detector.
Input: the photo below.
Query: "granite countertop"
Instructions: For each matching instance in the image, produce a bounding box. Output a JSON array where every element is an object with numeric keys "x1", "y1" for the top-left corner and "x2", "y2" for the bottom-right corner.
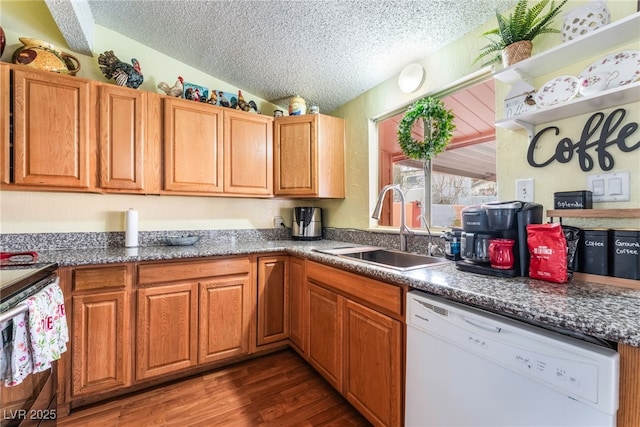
[{"x1": 36, "y1": 239, "x2": 640, "y2": 347}]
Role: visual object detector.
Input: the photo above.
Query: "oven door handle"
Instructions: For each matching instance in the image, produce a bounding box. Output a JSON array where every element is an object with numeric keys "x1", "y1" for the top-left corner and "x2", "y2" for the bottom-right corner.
[{"x1": 0, "y1": 276, "x2": 59, "y2": 323}]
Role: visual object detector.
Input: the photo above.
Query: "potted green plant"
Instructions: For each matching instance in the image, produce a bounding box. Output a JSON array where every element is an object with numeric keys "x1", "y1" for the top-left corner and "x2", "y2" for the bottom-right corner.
[{"x1": 474, "y1": 0, "x2": 567, "y2": 67}]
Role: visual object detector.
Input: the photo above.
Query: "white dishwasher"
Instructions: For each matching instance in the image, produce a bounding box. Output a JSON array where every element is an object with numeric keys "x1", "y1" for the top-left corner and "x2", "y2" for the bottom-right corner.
[{"x1": 406, "y1": 290, "x2": 619, "y2": 427}]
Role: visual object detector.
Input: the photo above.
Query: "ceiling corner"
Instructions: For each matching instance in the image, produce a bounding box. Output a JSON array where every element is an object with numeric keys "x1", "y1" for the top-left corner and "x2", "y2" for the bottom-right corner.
[{"x1": 44, "y1": 0, "x2": 94, "y2": 56}]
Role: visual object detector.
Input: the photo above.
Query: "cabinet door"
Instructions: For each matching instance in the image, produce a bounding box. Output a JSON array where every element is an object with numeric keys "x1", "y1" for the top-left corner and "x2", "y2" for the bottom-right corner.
[
  {"x1": 12, "y1": 68, "x2": 95, "y2": 189},
  {"x1": 136, "y1": 282, "x2": 198, "y2": 380},
  {"x1": 274, "y1": 115, "x2": 316, "y2": 196},
  {"x1": 163, "y1": 98, "x2": 223, "y2": 193},
  {"x1": 199, "y1": 274, "x2": 251, "y2": 364},
  {"x1": 288, "y1": 256, "x2": 306, "y2": 353},
  {"x1": 0, "y1": 64, "x2": 9, "y2": 184},
  {"x1": 98, "y1": 84, "x2": 146, "y2": 192},
  {"x1": 257, "y1": 256, "x2": 289, "y2": 345},
  {"x1": 72, "y1": 291, "x2": 131, "y2": 396},
  {"x1": 224, "y1": 110, "x2": 273, "y2": 196},
  {"x1": 343, "y1": 299, "x2": 402, "y2": 427},
  {"x1": 307, "y1": 282, "x2": 342, "y2": 391}
]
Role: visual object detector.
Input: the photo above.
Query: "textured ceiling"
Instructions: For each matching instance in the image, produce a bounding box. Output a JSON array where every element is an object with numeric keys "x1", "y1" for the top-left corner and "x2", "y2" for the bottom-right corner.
[{"x1": 75, "y1": 0, "x2": 517, "y2": 113}]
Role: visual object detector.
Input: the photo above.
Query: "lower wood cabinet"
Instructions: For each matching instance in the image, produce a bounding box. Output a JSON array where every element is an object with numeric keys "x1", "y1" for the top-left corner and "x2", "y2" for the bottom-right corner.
[
  {"x1": 136, "y1": 257, "x2": 251, "y2": 381},
  {"x1": 256, "y1": 255, "x2": 289, "y2": 345},
  {"x1": 69, "y1": 264, "x2": 132, "y2": 398},
  {"x1": 288, "y1": 256, "x2": 306, "y2": 353},
  {"x1": 136, "y1": 282, "x2": 198, "y2": 380},
  {"x1": 305, "y1": 261, "x2": 404, "y2": 427}
]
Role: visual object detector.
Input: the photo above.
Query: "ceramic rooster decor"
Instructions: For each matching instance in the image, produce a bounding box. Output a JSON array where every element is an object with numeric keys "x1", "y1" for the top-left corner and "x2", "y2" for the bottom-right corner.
[
  {"x1": 237, "y1": 90, "x2": 260, "y2": 113},
  {"x1": 97, "y1": 50, "x2": 144, "y2": 89},
  {"x1": 158, "y1": 76, "x2": 184, "y2": 97}
]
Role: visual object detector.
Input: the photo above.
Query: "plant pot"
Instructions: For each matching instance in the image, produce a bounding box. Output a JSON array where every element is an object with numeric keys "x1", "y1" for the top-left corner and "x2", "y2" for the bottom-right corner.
[{"x1": 502, "y1": 40, "x2": 533, "y2": 67}]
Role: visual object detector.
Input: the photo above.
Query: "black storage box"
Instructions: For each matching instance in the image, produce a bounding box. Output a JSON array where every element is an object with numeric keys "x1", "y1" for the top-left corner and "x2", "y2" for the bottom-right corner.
[
  {"x1": 579, "y1": 229, "x2": 609, "y2": 276},
  {"x1": 554, "y1": 191, "x2": 593, "y2": 210},
  {"x1": 611, "y1": 229, "x2": 640, "y2": 280}
]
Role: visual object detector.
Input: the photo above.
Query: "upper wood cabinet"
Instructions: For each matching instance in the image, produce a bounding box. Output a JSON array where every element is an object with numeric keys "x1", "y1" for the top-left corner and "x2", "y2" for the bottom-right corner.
[
  {"x1": 162, "y1": 98, "x2": 224, "y2": 194},
  {"x1": 224, "y1": 109, "x2": 273, "y2": 196},
  {"x1": 9, "y1": 66, "x2": 96, "y2": 190},
  {"x1": 98, "y1": 85, "x2": 161, "y2": 194},
  {"x1": 0, "y1": 64, "x2": 9, "y2": 184},
  {"x1": 274, "y1": 114, "x2": 345, "y2": 198}
]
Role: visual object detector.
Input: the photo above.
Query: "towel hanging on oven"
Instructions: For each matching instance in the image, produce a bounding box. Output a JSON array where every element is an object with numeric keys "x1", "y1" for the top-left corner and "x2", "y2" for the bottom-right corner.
[
  {"x1": 26, "y1": 281, "x2": 69, "y2": 374},
  {"x1": 3, "y1": 311, "x2": 33, "y2": 386}
]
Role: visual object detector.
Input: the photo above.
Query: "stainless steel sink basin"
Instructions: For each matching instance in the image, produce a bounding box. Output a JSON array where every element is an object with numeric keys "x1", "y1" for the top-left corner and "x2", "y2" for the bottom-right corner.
[{"x1": 313, "y1": 246, "x2": 449, "y2": 271}]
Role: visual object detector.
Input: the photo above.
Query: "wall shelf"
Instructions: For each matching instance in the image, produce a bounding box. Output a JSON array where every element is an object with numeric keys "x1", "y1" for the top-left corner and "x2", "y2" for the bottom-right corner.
[
  {"x1": 547, "y1": 208, "x2": 640, "y2": 219},
  {"x1": 496, "y1": 82, "x2": 640, "y2": 132},
  {"x1": 493, "y1": 13, "x2": 640, "y2": 85}
]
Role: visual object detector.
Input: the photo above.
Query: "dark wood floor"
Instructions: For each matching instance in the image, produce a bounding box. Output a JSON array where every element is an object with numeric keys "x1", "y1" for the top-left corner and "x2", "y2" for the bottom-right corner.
[{"x1": 58, "y1": 349, "x2": 371, "y2": 427}]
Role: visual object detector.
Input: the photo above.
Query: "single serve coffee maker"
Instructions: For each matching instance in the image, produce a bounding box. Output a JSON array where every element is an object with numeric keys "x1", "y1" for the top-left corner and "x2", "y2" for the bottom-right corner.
[{"x1": 456, "y1": 201, "x2": 543, "y2": 277}]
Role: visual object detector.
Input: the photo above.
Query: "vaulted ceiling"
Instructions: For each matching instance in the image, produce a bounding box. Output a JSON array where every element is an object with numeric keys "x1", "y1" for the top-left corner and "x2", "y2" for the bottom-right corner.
[{"x1": 46, "y1": 0, "x2": 517, "y2": 113}]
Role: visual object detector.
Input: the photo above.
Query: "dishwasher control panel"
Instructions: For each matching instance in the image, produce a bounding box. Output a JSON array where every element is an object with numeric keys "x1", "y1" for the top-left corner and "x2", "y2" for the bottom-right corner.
[{"x1": 407, "y1": 292, "x2": 619, "y2": 414}]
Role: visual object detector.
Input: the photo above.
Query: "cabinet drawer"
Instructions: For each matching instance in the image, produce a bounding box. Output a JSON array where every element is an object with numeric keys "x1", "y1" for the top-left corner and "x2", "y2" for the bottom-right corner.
[
  {"x1": 73, "y1": 265, "x2": 128, "y2": 291},
  {"x1": 306, "y1": 261, "x2": 403, "y2": 319},
  {"x1": 138, "y1": 256, "x2": 250, "y2": 284}
]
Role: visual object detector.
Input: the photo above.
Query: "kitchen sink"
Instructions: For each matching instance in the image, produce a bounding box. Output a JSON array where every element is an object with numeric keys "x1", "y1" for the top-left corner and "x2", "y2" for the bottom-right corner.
[{"x1": 313, "y1": 246, "x2": 449, "y2": 271}]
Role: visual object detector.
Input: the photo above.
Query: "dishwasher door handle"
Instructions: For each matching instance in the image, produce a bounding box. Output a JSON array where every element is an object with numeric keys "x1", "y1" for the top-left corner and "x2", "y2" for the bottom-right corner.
[{"x1": 461, "y1": 316, "x2": 502, "y2": 333}]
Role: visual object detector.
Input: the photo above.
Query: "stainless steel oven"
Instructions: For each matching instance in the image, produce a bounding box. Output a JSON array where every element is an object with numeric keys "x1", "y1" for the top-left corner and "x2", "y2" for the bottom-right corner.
[{"x1": 1, "y1": 262, "x2": 59, "y2": 427}]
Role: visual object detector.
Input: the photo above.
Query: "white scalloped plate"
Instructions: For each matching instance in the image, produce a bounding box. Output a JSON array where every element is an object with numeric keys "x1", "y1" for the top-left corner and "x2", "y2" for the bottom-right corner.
[
  {"x1": 535, "y1": 75, "x2": 580, "y2": 108},
  {"x1": 578, "y1": 50, "x2": 640, "y2": 89}
]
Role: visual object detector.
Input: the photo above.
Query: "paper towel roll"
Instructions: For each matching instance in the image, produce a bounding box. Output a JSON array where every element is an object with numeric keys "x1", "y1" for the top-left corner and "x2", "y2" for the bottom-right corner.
[{"x1": 125, "y1": 209, "x2": 139, "y2": 247}]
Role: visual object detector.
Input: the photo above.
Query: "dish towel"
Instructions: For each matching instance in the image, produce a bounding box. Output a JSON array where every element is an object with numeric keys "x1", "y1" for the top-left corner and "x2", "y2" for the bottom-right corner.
[
  {"x1": 1, "y1": 320, "x2": 12, "y2": 381},
  {"x1": 4, "y1": 311, "x2": 33, "y2": 386},
  {"x1": 25, "y1": 281, "x2": 69, "y2": 374}
]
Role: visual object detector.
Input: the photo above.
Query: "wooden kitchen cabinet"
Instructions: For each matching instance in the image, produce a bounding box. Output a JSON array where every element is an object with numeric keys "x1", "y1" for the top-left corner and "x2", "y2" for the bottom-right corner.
[
  {"x1": 343, "y1": 299, "x2": 402, "y2": 427},
  {"x1": 136, "y1": 282, "x2": 198, "y2": 380},
  {"x1": 274, "y1": 114, "x2": 345, "y2": 198},
  {"x1": 136, "y1": 257, "x2": 251, "y2": 380},
  {"x1": 306, "y1": 261, "x2": 404, "y2": 427},
  {"x1": 199, "y1": 274, "x2": 252, "y2": 364},
  {"x1": 288, "y1": 256, "x2": 306, "y2": 353},
  {"x1": 0, "y1": 64, "x2": 9, "y2": 184},
  {"x1": 98, "y1": 84, "x2": 161, "y2": 194},
  {"x1": 162, "y1": 97, "x2": 224, "y2": 194},
  {"x1": 70, "y1": 264, "x2": 133, "y2": 398},
  {"x1": 257, "y1": 255, "x2": 289, "y2": 345},
  {"x1": 307, "y1": 282, "x2": 343, "y2": 391},
  {"x1": 223, "y1": 109, "x2": 273, "y2": 196},
  {"x1": 9, "y1": 65, "x2": 96, "y2": 190}
]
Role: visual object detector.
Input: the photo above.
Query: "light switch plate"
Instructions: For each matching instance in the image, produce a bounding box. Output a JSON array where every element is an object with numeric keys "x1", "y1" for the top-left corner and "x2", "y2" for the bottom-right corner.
[
  {"x1": 587, "y1": 171, "x2": 630, "y2": 202},
  {"x1": 516, "y1": 178, "x2": 534, "y2": 202}
]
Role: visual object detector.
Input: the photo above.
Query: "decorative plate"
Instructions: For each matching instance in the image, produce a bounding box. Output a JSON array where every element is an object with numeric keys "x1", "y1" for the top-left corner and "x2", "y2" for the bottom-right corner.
[
  {"x1": 535, "y1": 75, "x2": 580, "y2": 108},
  {"x1": 578, "y1": 50, "x2": 640, "y2": 89}
]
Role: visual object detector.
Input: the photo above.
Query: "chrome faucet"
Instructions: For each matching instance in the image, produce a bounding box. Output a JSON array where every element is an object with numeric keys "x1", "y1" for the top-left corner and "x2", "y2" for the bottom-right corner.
[
  {"x1": 372, "y1": 184, "x2": 412, "y2": 251},
  {"x1": 419, "y1": 214, "x2": 443, "y2": 256}
]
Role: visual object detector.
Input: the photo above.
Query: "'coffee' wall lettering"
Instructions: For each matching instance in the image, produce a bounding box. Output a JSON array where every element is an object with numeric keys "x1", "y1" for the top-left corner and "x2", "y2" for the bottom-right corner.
[{"x1": 527, "y1": 108, "x2": 640, "y2": 171}]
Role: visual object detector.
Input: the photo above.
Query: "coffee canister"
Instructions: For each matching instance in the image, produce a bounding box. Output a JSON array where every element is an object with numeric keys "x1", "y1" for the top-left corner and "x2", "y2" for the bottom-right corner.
[
  {"x1": 611, "y1": 229, "x2": 640, "y2": 280},
  {"x1": 289, "y1": 96, "x2": 306, "y2": 115},
  {"x1": 579, "y1": 229, "x2": 609, "y2": 276}
]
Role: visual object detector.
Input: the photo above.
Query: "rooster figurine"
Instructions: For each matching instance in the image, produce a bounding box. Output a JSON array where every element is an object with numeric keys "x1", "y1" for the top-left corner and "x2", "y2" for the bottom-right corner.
[
  {"x1": 237, "y1": 90, "x2": 260, "y2": 113},
  {"x1": 158, "y1": 76, "x2": 184, "y2": 97},
  {"x1": 97, "y1": 50, "x2": 144, "y2": 89}
]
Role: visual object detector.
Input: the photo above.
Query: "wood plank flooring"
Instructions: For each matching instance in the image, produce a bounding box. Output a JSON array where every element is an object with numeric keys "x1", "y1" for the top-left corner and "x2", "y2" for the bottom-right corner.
[{"x1": 58, "y1": 349, "x2": 371, "y2": 427}]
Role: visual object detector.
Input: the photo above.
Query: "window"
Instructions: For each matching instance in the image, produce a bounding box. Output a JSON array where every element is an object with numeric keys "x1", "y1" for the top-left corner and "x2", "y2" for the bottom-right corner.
[{"x1": 376, "y1": 78, "x2": 497, "y2": 230}]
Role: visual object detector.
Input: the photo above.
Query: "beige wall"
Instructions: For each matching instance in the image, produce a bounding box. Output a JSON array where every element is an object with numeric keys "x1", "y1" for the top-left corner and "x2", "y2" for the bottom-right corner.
[
  {"x1": 1, "y1": 0, "x2": 638, "y2": 235},
  {"x1": 321, "y1": 0, "x2": 640, "y2": 231}
]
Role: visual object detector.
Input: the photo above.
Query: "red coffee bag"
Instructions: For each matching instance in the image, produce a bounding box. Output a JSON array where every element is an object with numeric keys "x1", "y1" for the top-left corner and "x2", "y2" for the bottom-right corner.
[{"x1": 526, "y1": 223, "x2": 568, "y2": 283}]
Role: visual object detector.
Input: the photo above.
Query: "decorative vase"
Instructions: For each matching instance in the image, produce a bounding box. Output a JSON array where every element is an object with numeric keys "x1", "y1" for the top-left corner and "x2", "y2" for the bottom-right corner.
[
  {"x1": 502, "y1": 40, "x2": 533, "y2": 67},
  {"x1": 288, "y1": 96, "x2": 306, "y2": 115},
  {"x1": 562, "y1": 0, "x2": 610, "y2": 42},
  {"x1": 12, "y1": 37, "x2": 81, "y2": 75},
  {"x1": 0, "y1": 26, "x2": 5, "y2": 57}
]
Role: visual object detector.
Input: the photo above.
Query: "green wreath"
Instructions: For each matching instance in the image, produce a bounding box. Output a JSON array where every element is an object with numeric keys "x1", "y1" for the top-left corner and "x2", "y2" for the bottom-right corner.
[{"x1": 397, "y1": 97, "x2": 455, "y2": 161}]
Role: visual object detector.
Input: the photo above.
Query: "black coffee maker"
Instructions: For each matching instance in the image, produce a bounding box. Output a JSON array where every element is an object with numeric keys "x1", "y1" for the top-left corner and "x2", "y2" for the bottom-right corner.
[{"x1": 456, "y1": 201, "x2": 543, "y2": 277}]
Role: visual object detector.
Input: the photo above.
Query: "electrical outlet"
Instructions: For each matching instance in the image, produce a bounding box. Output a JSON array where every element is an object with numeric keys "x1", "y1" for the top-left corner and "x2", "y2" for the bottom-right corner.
[
  {"x1": 273, "y1": 216, "x2": 285, "y2": 228},
  {"x1": 516, "y1": 178, "x2": 534, "y2": 202},
  {"x1": 587, "y1": 171, "x2": 630, "y2": 202}
]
